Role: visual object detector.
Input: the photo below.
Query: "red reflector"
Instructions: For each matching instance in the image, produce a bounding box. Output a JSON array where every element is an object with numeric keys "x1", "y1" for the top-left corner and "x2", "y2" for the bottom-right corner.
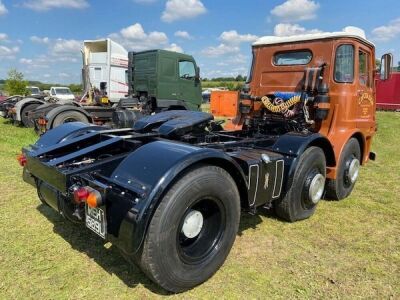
[
  {"x1": 73, "y1": 187, "x2": 89, "y2": 203},
  {"x1": 17, "y1": 153, "x2": 27, "y2": 167},
  {"x1": 38, "y1": 118, "x2": 47, "y2": 125}
]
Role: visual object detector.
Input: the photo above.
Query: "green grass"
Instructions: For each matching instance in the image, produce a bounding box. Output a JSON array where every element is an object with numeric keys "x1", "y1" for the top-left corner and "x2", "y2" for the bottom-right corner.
[
  {"x1": 201, "y1": 81, "x2": 244, "y2": 90},
  {"x1": 0, "y1": 113, "x2": 399, "y2": 299}
]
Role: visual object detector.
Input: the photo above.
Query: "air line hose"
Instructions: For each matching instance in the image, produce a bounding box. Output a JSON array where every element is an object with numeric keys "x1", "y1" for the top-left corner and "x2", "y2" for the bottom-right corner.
[{"x1": 261, "y1": 95, "x2": 301, "y2": 113}]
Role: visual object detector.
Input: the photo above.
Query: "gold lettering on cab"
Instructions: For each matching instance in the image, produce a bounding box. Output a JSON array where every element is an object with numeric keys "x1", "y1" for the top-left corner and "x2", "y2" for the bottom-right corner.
[{"x1": 358, "y1": 92, "x2": 373, "y2": 118}]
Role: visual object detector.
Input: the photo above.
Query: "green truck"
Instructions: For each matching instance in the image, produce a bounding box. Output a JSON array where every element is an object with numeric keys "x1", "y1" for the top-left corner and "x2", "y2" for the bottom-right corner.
[
  {"x1": 30, "y1": 49, "x2": 203, "y2": 132},
  {"x1": 128, "y1": 49, "x2": 202, "y2": 112}
]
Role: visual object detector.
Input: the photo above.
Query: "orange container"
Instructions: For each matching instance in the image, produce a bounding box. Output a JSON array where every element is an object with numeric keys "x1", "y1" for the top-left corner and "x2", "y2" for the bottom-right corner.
[{"x1": 210, "y1": 91, "x2": 239, "y2": 118}]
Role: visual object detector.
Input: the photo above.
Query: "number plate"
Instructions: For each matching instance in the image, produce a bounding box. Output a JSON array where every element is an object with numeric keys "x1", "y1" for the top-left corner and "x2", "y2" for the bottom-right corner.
[{"x1": 85, "y1": 205, "x2": 106, "y2": 239}]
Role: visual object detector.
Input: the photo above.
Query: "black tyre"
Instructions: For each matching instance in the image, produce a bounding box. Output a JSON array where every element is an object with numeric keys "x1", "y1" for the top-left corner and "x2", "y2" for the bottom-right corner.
[
  {"x1": 135, "y1": 165, "x2": 240, "y2": 293},
  {"x1": 275, "y1": 147, "x2": 326, "y2": 222},
  {"x1": 52, "y1": 111, "x2": 88, "y2": 128},
  {"x1": 325, "y1": 138, "x2": 361, "y2": 200},
  {"x1": 21, "y1": 103, "x2": 40, "y2": 127}
]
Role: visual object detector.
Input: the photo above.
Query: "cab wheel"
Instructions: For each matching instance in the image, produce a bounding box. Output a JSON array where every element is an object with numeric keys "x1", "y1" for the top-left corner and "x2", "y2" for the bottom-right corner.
[
  {"x1": 325, "y1": 138, "x2": 361, "y2": 200},
  {"x1": 52, "y1": 111, "x2": 89, "y2": 128},
  {"x1": 275, "y1": 147, "x2": 326, "y2": 222},
  {"x1": 133, "y1": 165, "x2": 240, "y2": 293}
]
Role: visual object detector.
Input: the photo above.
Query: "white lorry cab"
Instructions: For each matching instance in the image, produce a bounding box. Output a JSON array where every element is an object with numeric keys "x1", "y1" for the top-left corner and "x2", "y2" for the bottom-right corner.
[{"x1": 82, "y1": 39, "x2": 129, "y2": 103}]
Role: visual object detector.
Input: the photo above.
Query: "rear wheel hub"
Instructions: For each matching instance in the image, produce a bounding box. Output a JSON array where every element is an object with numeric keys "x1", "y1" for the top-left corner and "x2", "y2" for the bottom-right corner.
[{"x1": 181, "y1": 210, "x2": 204, "y2": 239}]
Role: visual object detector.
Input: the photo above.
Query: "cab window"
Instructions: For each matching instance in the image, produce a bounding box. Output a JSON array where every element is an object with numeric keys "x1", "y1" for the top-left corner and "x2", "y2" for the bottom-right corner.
[
  {"x1": 273, "y1": 50, "x2": 312, "y2": 65},
  {"x1": 334, "y1": 44, "x2": 354, "y2": 83},
  {"x1": 359, "y1": 50, "x2": 370, "y2": 87},
  {"x1": 179, "y1": 61, "x2": 196, "y2": 80}
]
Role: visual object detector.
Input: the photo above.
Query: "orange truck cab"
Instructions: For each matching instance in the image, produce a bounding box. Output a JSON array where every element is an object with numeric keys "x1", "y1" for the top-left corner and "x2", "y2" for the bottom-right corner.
[{"x1": 221, "y1": 26, "x2": 393, "y2": 199}]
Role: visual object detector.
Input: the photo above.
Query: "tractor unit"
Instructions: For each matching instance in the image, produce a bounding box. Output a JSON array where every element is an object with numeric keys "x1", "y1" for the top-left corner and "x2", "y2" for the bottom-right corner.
[{"x1": 19, "y1": 27, "x2": 392, "y2": 292}]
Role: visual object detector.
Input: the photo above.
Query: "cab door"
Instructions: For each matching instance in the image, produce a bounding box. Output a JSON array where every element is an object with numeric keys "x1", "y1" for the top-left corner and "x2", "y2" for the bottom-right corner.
[
  {"x1": 178, "y1": 60, "x2": 202, "y2": 110},
  {"x1": 355, "y1": 46, "x2": 374, "y2": 128}
]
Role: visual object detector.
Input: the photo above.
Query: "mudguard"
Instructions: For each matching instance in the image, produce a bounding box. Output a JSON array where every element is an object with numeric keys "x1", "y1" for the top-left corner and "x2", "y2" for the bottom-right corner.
[
  {"x1": 34, "y1": 122, "x2": 105, "y2": 148},
  {"x1": 45, "y1": 104, "x2": 92, "y2": 130},
  {"x1": 14, "y1": 97, "x2": 45, "y2": 121},
  {"x1": 108, "y1": 140, "x2": 247, "y2": 254},
  {"x1": 269, "y1": 132, "x2": 334, "y2": 193}
]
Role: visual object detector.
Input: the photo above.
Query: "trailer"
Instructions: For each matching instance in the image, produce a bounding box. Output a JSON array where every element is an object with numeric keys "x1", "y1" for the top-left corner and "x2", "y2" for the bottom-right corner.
[
  {"x1": 376, "y1": 72, "x2": 400, "y2": 110},
  {"x1": 19, "y1": 27, "x2": 392, "y2": 292}
]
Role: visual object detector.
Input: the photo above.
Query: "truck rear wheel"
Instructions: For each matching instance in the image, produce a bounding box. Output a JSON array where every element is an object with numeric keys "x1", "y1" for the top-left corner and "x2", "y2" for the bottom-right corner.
[
  {"x1": 52, "y1": 111, "x2": 89, "y2": 128},
  {"x1": 325, "y1": 138, "x2": 361, "y2": 200},
  {"x1": 137, "y1": 165, "x2": 240, "y2": 293},
  {"x1": 275, "y1": 147, "x2": 326, "y2": 222},
  {"x1": 21, "y1": 103, "x2": 40, "y2": 127}
]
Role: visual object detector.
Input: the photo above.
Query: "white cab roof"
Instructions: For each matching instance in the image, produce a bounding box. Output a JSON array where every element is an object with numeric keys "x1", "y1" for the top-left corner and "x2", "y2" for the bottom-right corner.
[{"x1": 253, "y1": 26, "x2": 374, "y2": 47}]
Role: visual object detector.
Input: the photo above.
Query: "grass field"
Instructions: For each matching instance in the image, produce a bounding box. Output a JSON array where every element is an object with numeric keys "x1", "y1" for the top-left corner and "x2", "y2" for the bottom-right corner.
[{"x1": 0, "y1": 112, "x2": 399, "y2": 299}]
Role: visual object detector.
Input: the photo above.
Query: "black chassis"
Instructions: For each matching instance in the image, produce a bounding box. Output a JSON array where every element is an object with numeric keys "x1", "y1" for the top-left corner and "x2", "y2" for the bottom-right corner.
[
  {"x1": 22, "y1": 110, "x2": 330, "y2": 256},
  {"x1": 28, "y1": 102, "x2": 116, "y2": 132}
]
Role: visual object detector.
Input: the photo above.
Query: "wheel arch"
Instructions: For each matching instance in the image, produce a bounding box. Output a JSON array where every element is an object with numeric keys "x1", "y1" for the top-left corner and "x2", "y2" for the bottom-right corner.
[
  {"x1": 308, "y1": 137, "x2": 336, "y2": 167},
  {"x1": 15, "y1": 98, "x2": 45, "y2": 121},
  {"x1": 110, "y1": 141, "x2": 247, "y2": 255},
  {"x1": 350, "y1": 132, "x2": 365, "y2": 165}
]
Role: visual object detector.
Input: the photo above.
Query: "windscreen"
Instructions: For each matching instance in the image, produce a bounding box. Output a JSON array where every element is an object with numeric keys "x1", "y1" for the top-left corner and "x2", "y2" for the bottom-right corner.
[
  {"x1": 55, "y1": 88, "x2": 73, "y2": 95},
  {"x1": 29, "y1": 87, "x2": 40, "y2": 94}
]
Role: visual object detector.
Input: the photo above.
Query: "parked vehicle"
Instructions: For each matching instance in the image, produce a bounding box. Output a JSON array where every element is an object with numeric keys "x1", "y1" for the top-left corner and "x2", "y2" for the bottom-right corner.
[
  {"x1": 49, "y1": 87, "x2": 75, "y2": 102},
  {"x1": 30, "y1": 46, "x2": 202, "y2": 133},
  {"x1": 27, "y1": 86, "x2": 42, "y2": 98},
  {"x1": 20, "y1": 27, "x2": 390, "y2": 292},
  {"x1": 0, "y1": 40, "x2": 128, "y2": 128},
  {"x1": 376, "y1": 71, "x2": 400, "y2": 110},
  {"x1": 0, "y1": 85, "x2": 46, "y2": 126},
  {"x1": 0, "y1": 91, "x2": 8, "y2": 102}
]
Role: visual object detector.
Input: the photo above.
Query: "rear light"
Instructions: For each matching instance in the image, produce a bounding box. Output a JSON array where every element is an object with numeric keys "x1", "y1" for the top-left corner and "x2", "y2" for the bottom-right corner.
[
  {"x1": 87, "y1": 190, "x2": 102, "y2": 208},
  {"x1": 73, "y1": 187, "x2": 89, "y2": 204},
  {"x1": 73, "y1": 186, "x2": 103, "y2": 208},
  {"x1": 17, "y1": 153, "x2": 27, "y2": 167},
  {"x1": 38, "y1": 118, "x2": 47, "y2": 125}
]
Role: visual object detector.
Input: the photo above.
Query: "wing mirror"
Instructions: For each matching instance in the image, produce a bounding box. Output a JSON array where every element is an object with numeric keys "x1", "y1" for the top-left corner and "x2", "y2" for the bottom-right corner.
[{"x1": 380, "y1": 53, "x2": 393, "y2": 81}]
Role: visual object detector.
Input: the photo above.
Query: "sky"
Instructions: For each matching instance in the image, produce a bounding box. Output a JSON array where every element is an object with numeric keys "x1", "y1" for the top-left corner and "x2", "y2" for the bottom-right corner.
[{"x1": 0, "y1": 0, "x2": 399, "y2": 84}]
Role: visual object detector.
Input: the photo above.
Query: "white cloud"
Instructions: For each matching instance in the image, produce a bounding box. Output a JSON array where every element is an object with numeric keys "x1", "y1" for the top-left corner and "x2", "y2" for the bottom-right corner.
[
  {"x1": 201, "y1": 43, "x2": 240, "y2": 57},
  {"x1": 0, "y1": 33, "x2": 8, "y2": 41},
  {"x1": 43, "y1": 74, "x2": 51, "y2": 78},
  {"x1": 271, "y1": 0, "x2": 319, "y2": 22},
  {"x1": 371, "y1": 18, "x2": 400, "y2": 42},
  {"x1": 0, "y1": 0, "x2": 8, "y2": 16},
  {"x1": 109, "y1": 23, "x2": 169, "y2": 51},
  {"x1": 174, "y1": 30, "x2": 193, "y2": 39},
  {"x1": 274, "y1": 23, "x2": 322, "y2": 36},
  {"x1": 30, "y1": 35, "x2": 50, "y2": 44},
  {"x1": 18, "y1": 54, "x2": 76, "y2": 69},
  {"x1": 19, "y1": 58, "x2": 33, "y2": 64},
  {"x1": 162, "y1": 0, "x2": 206, "y2": 23},
  {"x1": 164, "y1": 43, "x2": 183, "y2": 52},
  {"x1": 58, "y1": 72, "x2": 70, "y2": 78},
  {"x1": 50, "y1": 38, "x2": 82, "y2": 55},
  {"x1": 0, "y1": 45, "x2": 19, "y2": 59},
  {"x1": 23, "y1": 0, "x2": 89, "y2": 11},
  {"x1": 219, "y1": 30, "x2": 258, "y2": 45}
]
